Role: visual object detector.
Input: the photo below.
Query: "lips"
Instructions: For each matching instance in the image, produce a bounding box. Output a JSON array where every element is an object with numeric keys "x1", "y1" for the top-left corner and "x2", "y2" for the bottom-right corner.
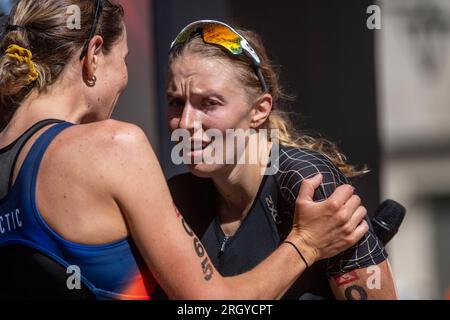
[{"x1": 185, "y1": 140, "x2": 211, "y2": 151}]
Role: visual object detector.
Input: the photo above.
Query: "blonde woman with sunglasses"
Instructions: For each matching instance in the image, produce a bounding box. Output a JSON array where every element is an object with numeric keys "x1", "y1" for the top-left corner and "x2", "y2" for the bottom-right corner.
[{"x1": 164, "y1": 20, "x2": 398, "y2": 300}]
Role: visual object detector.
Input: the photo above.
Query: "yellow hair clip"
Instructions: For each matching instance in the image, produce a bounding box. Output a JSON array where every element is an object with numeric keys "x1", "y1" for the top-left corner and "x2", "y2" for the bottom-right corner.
[{"x1": 5, "y1": 44, "x2": 39, "y2": 83}]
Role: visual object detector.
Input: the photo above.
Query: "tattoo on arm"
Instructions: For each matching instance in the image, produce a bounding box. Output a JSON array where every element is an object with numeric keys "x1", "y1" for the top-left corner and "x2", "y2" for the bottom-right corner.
[
  {"x1": 345, "y1": 285, "x2": 368, "y2": 300},
  {"x1": 334, "y1": 271, "x2": 368, "y2": 300},
  {"x1": 181, "y1": 216, "x2": 194, "y2": 237},
  {"x1": 175, "y1": 206, "x2": 214, "y2": 281},
  {"x1": 334, "y1": 271, "x2": 360, "y2": 287}
]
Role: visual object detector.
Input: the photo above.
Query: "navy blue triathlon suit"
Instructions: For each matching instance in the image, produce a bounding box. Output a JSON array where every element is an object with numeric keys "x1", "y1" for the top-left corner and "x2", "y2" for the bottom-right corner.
[{"x1": 165, "y1": 145, "x2": 388, "y2": 300}]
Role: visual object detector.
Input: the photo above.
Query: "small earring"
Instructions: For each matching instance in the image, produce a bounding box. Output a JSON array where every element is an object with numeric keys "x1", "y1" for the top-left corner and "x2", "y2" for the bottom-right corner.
[{"x1": 87, "y1": 75, "x2": 97, "y2": 87}]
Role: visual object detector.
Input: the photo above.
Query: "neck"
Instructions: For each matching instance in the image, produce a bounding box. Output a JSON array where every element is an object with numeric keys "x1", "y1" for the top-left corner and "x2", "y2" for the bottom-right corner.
[
  {"x1": 213, "y1": 163, "x2": 264, "y2": 217},
  {"x1": 2, "y1": 80, "x2": 92, "y2": 140},
  {"x1": 16, "y1": 86, "x2": 89, "y2": 123},
  {"x1": 212, "y1": 141, "x2": 272, "y2": 233}
]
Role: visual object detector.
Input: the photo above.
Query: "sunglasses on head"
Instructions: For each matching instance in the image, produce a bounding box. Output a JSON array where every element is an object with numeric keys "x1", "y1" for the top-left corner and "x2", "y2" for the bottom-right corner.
[
  {"x1": 79, "y1": 0, "x2": 104, "y2": 60},
  {"x1": 170, "y1": 20, "x2": 269, "y2": 93}
]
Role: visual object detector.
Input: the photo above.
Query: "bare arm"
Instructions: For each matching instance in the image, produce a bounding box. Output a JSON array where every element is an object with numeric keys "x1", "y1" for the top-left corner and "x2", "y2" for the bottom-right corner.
[{"x1": 104, "y1": 122, "x2": 369, "y2": 299}]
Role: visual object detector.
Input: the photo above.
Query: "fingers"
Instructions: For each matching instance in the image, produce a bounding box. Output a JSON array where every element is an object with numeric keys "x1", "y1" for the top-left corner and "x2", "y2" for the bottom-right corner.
[
  {"x1": 326, "y1": 184, "x2": 355, "y2": 211},
  {"x1": 343, "y1": 205, "x2": 367, "y2": 234},
  {"x1": 344, "y1": 194, "x2": 361, "y2": 213},
  {"x1": 337, "y1": 194, "x2": 362, "y2": 224},
  {"x1": 347, "y1": 220, "x2": 369, "y2": 245},
  {"x1": 297, "y1": 174, "x2": 323, "y2": 202}
]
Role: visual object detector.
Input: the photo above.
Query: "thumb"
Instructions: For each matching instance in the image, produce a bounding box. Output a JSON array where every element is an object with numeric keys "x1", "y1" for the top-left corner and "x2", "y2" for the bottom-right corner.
[{"x1": 297, "y1": 174, "x2": 323, "y2": 202}]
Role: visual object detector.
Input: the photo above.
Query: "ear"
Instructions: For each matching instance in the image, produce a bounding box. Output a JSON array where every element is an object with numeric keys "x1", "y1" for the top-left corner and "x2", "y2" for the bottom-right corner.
[
  {"x1": 250, "y1": 93, "x2": 273, "y2": 128},
  {"x1": 82, "y1": 35, "x2": 104, "y2": 80}
]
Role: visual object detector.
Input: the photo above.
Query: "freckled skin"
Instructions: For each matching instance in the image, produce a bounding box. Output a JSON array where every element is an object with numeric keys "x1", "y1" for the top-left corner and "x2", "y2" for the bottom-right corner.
[{"x1": 3, "y1": 27, "x2": 131, "y2": 245}]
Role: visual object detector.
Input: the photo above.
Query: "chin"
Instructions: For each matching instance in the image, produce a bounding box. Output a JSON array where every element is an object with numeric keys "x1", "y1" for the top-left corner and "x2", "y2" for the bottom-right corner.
[{"x1": 188, "y1": 163, "x2": 224, "y2": 178}]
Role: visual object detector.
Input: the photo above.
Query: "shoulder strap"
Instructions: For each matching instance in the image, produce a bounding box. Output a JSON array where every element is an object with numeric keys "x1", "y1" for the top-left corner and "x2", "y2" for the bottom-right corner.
[
  {"x1": 262, "y1": 153, "x2": 297, "y2": 243},
  {"x1": 259, "y1": 144, "x2": 295, "y2": 243},
  {"x1": 257, "y1": 173, "x2": 293, "y2": 243},
  {"x1": 0, "y1": 119, "x2": 64, "y2": 200},
  {"x1": 273, "y1": 173, "x2": 294, "y2": 242}
]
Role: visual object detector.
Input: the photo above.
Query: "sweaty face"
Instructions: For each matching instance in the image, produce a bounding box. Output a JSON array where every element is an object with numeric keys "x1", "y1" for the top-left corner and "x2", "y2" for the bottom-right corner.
[{"x1": 166, "y1": 52, "x2": 256, "y2": 177}]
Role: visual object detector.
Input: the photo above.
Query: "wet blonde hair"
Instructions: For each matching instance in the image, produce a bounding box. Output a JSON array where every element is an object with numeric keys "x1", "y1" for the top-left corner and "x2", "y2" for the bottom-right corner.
[
  {"x1": 169, "y1": 26, "x2": 368, "y2": 178},
  {"x1": 0, "y1": 0, "x2": 124, "y2": 128}
]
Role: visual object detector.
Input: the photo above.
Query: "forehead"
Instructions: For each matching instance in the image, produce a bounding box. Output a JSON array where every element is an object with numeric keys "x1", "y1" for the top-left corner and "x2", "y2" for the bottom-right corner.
[{"x1": 168, "y1": 52, "x2": 244, "y2": 91}]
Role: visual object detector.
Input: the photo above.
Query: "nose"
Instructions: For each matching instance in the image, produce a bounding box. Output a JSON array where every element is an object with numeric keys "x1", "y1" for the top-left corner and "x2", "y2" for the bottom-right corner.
[{"x1": 178, "y1": 103, "x2": 199, "y2": 131}]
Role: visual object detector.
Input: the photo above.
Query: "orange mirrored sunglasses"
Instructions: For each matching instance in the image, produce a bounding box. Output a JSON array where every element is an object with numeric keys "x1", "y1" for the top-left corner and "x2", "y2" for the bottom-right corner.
[{"x1": 170, "y1": 20, "x2": 269, "y2": 92}]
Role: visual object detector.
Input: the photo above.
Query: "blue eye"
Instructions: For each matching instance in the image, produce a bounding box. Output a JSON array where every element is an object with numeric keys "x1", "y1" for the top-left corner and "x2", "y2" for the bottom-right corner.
[{"x1": 203, "y1": 99, "x2": 219, "y2": 108}]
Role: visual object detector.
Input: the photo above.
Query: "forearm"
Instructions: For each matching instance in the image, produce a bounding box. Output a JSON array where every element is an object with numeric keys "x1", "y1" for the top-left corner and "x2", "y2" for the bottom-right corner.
[
  {"x1": 158, "y1": 217, "x2": 310, "y2": 300},
  {"x1": 127, "y1": 200, "x2": 308, "y2": 300}
]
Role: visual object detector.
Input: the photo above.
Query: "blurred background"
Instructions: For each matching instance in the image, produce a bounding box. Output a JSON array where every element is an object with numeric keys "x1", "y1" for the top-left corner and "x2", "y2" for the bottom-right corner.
[{"x1": 1, "y1": 0, "x2": 449, "y2": 300}]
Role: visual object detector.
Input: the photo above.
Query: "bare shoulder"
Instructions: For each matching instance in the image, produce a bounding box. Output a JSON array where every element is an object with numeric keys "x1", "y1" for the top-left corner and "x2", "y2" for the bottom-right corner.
[
  {"x1": 46, "y1": 120, "x2": 158, "y2": 187},
  {"x1": 59, "y1": 119, "x2": 148, "y2": 148},
  {"x1": 51, "y1": 119, "x2": 153, "y2": 161}
]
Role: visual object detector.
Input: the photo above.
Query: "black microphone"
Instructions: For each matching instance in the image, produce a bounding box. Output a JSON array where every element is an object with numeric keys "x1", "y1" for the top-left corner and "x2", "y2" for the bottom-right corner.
[{"x1": 371, "y1": 199, "x2": 406, "y2": 245}]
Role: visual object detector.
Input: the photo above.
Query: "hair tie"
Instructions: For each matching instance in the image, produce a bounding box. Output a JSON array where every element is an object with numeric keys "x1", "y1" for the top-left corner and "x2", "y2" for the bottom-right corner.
[{"x1": 4, "y1": 44, "x2": 39, "y2": 83}]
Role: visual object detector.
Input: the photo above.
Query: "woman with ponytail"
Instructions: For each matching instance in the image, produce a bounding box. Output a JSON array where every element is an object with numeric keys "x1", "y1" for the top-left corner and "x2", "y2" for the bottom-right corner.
[{"x1": 165, "y1": 20, "x2": 398, "y2": 300}]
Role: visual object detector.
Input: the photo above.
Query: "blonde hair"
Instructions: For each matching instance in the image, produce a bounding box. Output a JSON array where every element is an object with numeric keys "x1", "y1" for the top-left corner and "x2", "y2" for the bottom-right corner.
[
  {"x1": 0, "y1": 0, "x2": 124, "y2": 128},
  {"x1": 169, "y1": 26, "x2": 368, "y2": 178}
]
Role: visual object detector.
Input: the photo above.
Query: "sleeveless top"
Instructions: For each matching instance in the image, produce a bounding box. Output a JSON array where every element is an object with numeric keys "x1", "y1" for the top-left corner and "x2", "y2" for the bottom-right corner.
[{"x1": 0, "y1": 120, "x2": 157, "y2": 300}]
